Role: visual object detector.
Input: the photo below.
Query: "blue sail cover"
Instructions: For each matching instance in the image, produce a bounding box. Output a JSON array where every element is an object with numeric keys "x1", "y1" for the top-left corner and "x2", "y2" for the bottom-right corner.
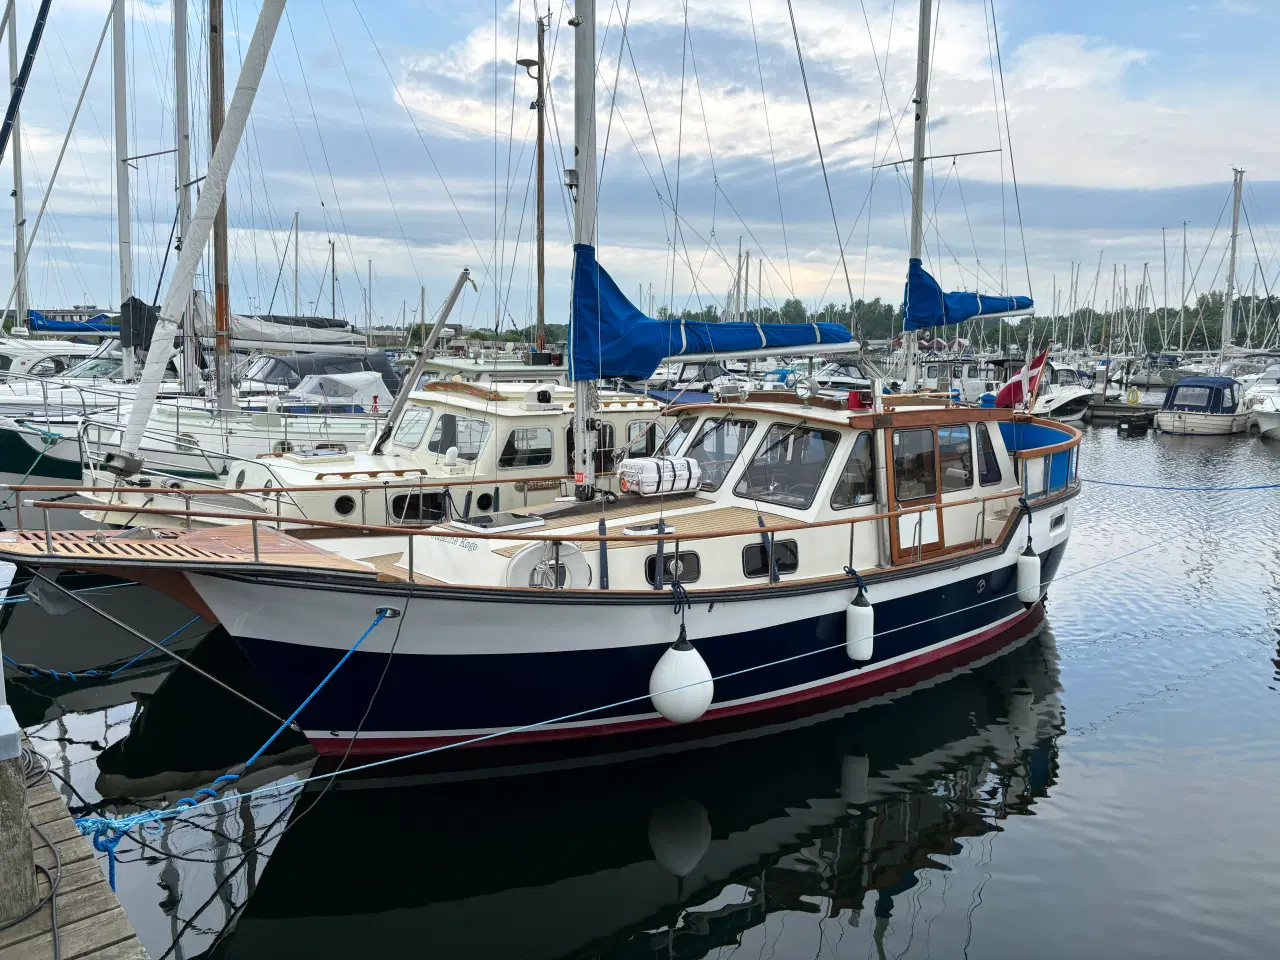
[
  {"x1": 569, "y1": 243, "x2": 851, "y2": 381},
  {"x1": 27, "y1": 309, "x2": 117, "y2": 334},
  {"x1": 902, "y1": 258, "x2": 1032, "y2": 331}
]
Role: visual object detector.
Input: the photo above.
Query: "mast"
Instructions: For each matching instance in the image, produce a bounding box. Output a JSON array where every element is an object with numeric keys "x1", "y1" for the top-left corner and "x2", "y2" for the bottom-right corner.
[
  {"x1": 292, "y1": 210, "x2": 298, "y2": 315},
  {"x1": 5, "y1": 0, "x2": 26, "y2": 333},
  {"x1": 733, "y1": 237, "x2": 742, "y2": 322},
  {"x1": 113, "y1": 0, "x2": 133, "y2": 378},
  {"x1": 366, "y1": 257, "x2": 371, "y2": 337},
  {"x1": 1161, "y1": 227, "x2": 1168, "y2": 351},
  {"x1": 209, "y1": 0, "x2": 234, "y2": 408},
  {"x1": 330, "y1": 239, "x2": 336, "y2": 320},
  {"x1": 174, "y1": 0, "x2": 197, "y2": 391},
  {"x1": 103, "y1": 0, "x2": 286, "y2": 476},
  {"x1": 519, "y1": 17, "x2": 547, "y2": 352},
  {"x1": 1180, "y1": 220, "x2": 1188, "y2": 352},
  {"x1": 904, "y1": 0, "x2": 932, "y2": 391},
  {"x1": 1220, "y1": 168, "x2": 1243, "y2": 368},
  {"x1": 570, "y1": 0, "x2": 597, "y2": 500}
]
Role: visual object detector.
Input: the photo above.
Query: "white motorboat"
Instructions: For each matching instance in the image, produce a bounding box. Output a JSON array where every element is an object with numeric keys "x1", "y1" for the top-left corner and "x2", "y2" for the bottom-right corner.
[
  {"x1": 1252, "y1": 394, "x2": 1280, "y2": 440},
  {"x1": 1154, "y1": 376, "x2": 1248, "y2": 435},
  {"x1": 1031, "y1": 364, "x2": 1093, "y2": 422}
]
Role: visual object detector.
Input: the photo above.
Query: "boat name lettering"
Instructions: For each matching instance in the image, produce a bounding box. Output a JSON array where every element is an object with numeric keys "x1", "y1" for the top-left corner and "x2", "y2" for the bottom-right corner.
[{"x1": 429, "y1": 535, "x2": 478, "y2": 552}]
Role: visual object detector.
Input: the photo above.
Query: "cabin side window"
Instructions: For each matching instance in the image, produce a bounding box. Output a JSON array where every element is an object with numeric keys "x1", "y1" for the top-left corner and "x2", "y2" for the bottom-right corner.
[
  {"x1": 830, "y1": 431, "x2": 877, "y2": 509},
  {"x1": 655, "y1": 415, "x2": 697, "y2": 457},
  {"x1": 1170, "y1": 385, "x2": 1210, "y2": 408},
  {"x1": 684, "y1": 418, "x2": 757, "y2": 491},
  {"x1": 937, "y1": 425, "x2": 973, "y2": 492},
  {"x1": 975, "y1": 422, "x2": 1002, "y2": 487},
  {"x1": 427, "y1": 414, "x2": 492, "y2": 462},
  {"x1": 892, "y1": 428, "x2": 937, "y2": 501},
  {"x1": 392, "y1": 407, "x2": 433, "y2": 449},
  {"x1": 497, "y1": 427, "x2": 554, "y2": 469},
  {"x1": 734, "y1": 423, "x2": 841, "y2": 509},
  {"x1": 926, "y1": 364, "x2": 938, "y2": 378},
  {"x1": 743, "y1": 540, "x2": 799, "y2": 578},
  {"x1": 626, "y1": 419, "x2": 666, "y2": 457}
]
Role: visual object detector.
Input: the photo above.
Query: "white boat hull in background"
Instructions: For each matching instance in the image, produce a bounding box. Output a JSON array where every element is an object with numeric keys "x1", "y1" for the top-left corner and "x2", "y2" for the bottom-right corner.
[
  {"x1": 1154, "y1": 410, "x2": 1248, "y2": 436},
  {"x1": 1254, "y1": 408, "x2": 1280, "y2": 440}
]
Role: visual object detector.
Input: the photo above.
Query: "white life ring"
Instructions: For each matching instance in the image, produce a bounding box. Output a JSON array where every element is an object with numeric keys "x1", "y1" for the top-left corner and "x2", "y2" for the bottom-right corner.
[{"x1": 505, "y1": 541, "x2": 592, "y2": 589}]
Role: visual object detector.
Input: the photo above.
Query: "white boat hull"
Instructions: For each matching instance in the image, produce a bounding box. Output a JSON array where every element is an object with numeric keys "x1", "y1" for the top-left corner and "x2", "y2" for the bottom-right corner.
[{"x1": 1154, "y1": 410, "x2": 1248, "y2": 436}]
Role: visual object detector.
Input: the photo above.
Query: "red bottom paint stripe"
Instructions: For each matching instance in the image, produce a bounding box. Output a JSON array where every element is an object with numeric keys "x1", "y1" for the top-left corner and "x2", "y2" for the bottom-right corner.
[{"x1": 311, "y1": 603, "x2": 1043, "y2": 757}]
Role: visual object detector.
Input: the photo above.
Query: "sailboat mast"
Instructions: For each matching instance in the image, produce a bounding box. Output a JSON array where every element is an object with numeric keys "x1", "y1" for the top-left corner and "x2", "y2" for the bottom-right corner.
[
  {"x1": 570, "y1": 0, "x2": 597, "y2": 500},
  {"x1": 113, "y1": 0, "x2": 133, "y2": 378},
  {"x1": 292, "y1": 211, "x2": 298, "y2": 315},
  {"x1": 904, "y1": 0, "x2": 932, "y2": 391},
  {"x1": 210, "y1": 0, "x2": 234, "y2": 408},
  {"x1": 174, "y1": 0, "x2": 198, "y2": 392},
  {"x1": 1180, "y1": 219, "x2": 1188, "y2": 352},
  {"x1": 6, "y1": 0, "x2": 26, "y2": 333},
  {"x1": 103, "y1": 0, "x2": 286, "y2": 476},
  {"x1": 534, "y1": 14, "x2": 547, "y2": 352},
  {"x1": 1221, "y1": 168, "x2": 1243, "y2": 367}
]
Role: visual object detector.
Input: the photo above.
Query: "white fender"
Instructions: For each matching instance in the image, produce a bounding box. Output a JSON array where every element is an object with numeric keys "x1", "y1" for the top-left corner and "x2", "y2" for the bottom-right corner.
[
  {"x1": 647, "y1": 798, "x2": 712, "y2": 878},
  {"x1": 846, "y1": 588, "x2": 874, "y2": 661},
  {"x1": 1017, "y1": 543, "x2": 1041, "y2": 605},
  {"x1": 649, "y1": 632, "x2": 714, "y2": 723}
]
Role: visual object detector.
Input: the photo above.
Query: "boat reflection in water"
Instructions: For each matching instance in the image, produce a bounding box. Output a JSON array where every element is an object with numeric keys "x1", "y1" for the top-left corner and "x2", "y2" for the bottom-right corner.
[{"x1": 208, "y1": 622, "x2": 1064, "y2": 960}]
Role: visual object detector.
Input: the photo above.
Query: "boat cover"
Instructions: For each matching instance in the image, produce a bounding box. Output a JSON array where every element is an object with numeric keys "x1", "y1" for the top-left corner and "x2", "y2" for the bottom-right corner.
[
  {"x1": 1161, "y1": 375, "x2": 1240, "y2": 413},
  {"x1": 569, "y1": 243, "x2": 851, "y2": 381},
  {"x1": 903, "y1": 258, "x2": 1032, "y2": 330},
  {"x1": 27, "y1": 310, "x2": 117, "y2": 334}
]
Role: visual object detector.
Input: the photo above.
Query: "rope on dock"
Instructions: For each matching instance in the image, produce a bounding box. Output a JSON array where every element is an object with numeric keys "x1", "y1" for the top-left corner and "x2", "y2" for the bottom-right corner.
[
  {"x1": 1082, "y1": 479, "x2": 1280, "y2": 491},
  {"x1": 74, "y1": 609, "x2": 392, "y2": 857},
  {"x1": 3, "y1": 615, "x2": 202, "y2": 682}
]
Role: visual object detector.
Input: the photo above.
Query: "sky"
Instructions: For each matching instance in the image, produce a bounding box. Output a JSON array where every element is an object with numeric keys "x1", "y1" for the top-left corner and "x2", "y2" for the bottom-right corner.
[{"x1": 3, "y1": 0, "x2": 1280, "y2": 333}]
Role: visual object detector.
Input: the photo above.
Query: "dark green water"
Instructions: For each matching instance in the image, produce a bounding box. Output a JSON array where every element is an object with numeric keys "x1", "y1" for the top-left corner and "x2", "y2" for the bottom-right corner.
[{"x1": 6, "y1": 424, "x2": 1280, "y2": 959}]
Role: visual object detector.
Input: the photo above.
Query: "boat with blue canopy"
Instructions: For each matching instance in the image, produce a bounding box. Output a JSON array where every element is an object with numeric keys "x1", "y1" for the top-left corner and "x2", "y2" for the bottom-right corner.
[{"x1": 1155, "y1": 375, "x2": 1247, "y2": 435}]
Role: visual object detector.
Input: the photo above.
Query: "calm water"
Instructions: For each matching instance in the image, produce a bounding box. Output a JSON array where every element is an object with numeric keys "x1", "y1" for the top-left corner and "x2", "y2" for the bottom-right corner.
[{"x1": 6, "y1": 423, "x2": 1280, "y2": 959}]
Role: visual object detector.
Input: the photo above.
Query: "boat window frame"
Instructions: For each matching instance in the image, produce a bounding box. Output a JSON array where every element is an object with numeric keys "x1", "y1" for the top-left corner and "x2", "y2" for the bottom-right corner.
[
  {"x1": 426, "y1": 412, "x2": 493, "y2": 462},
  {"x1": 733, "y1": 421, "x2": 842, "y2": 510},
  {"x1": 682, "y1": 416, "x2": 758, "y2": 492},
  {"x1": 497, "y1": 425, "x2": 556, "y2": 470},
  {"x1": 391, "y1": 405, "x2": 435, "y2": 450},
  {"x1": 937, "y1": 424, "x2": 974, "y2": 493},
  {"x1": 830, "y1": 430, "x2": 878, "y2": 510},
  {"x1": 975, "y1": 422, "x2": 1003, "y2": 487},
  {"x1": 891, "y1": 427, "x2": 938, "y2": 502},
  {"x1": 742, "y1": 539, "x2": 799, "y2": 578}
]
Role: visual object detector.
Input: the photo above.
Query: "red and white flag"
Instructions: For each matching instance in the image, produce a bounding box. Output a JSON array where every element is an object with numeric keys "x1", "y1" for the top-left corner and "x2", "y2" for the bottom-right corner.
[{"x1": 995, "y1": 347, "x2": 1050, "y2": 409}]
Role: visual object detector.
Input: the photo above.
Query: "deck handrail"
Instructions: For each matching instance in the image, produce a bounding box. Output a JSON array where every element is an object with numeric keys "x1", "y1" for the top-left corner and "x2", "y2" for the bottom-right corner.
[{"x1": 15, "y1": 484, "x2": 1070, "y2": 547}]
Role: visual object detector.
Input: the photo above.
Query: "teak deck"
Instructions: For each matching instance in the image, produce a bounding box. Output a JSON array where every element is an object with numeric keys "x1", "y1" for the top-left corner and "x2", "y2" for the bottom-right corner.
[{"x1": 0, "y1": 740, "x2": 148, "y2": 960}]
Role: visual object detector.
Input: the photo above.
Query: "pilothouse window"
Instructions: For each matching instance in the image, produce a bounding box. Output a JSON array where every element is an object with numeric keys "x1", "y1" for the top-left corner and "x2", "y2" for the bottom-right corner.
[
  {"x1": 498, "y1": 427, "x2": 554, "y2": 468},
  {"x1": 427, "y1": 414, "x2": 492, "y2": 461},
  {"x1": 734, "y1": 423, "x2": 840, "y2": 509},
  {"x1": 392, "y1": 407, "x2": 434, "y2": 449},
  {"x1": 831, "y1": 432, "x2": 876, "y2": 509},
  {"x1": 976, "y1": 423, "x2": 1002, "y2": 486},
  {"x1": 892, "y1": 428, "x2": 937, "y2": 501},
  {"x1": 683, "y1": 417, "x2": 756, "y2": 491},
  {"x1": 937, "y1": 425, "x2": 973, "y2": 492}
]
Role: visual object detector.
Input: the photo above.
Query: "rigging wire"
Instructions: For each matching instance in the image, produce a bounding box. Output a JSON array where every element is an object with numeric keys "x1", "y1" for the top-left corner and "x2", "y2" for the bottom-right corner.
[
  {"x1": 746, "y1": 0, "x2": 794, "y2": 293},
  {"x1": 988, "y1": 0, "x2": 1033, "y2": 300},
  {"x1": 783, "y1": 0, "x2": 861, "y2": 340}
]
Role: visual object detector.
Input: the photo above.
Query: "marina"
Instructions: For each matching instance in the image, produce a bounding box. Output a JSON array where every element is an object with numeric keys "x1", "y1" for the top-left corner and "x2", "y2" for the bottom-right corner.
[{"x1": 2, "y1": 0, "x2": 1280, "y2": 958}]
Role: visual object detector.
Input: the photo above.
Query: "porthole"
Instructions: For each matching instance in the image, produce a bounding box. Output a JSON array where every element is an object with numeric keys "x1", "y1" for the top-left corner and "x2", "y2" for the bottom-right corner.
[
  {"x1": 476, "y1": 492, "x2": 494, "y2": 512},
  {"x1": 334, "y1": 495, "x2": 356, "y2": 516},
  {"x1": 176, "y1": 433, "x2": 198, "y2": 452},
  {"x1": 273, "y1": 440, "x2": 295, "y2": 454},
  {"x1": 234, "y1": 470, "x2": 246, "y2": 489}
]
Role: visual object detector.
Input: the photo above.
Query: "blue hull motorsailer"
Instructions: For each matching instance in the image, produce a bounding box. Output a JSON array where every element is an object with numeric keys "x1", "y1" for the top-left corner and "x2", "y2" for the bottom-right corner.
[{"x1": 0, "y1": 391, "x2": 1080, "y2": 756}]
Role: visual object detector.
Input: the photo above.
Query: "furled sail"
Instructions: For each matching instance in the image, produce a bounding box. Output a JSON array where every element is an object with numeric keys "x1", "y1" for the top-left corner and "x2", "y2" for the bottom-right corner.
[
  {"x1": 569, "y1": 244, "x2": 852, "y2": 381},
  {"x1": 902, "y1": 258, "x2": 1032, "y2": 331}
]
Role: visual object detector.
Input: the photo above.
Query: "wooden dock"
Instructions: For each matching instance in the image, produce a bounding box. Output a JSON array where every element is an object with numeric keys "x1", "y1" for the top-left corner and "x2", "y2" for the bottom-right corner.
[{"x1": 0, "y1": 748, "x2": 146, "y2": 960}]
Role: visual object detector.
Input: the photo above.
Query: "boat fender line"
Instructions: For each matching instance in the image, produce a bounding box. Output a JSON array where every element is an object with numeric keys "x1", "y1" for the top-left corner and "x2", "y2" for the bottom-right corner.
[
  {"x1": 75, "y1": 609, "x2": 393, "y2": 874},
  {"x1": 843, "y1": 568, "x2": 874, "y2": 662},
  {"x1": 670, "y1": 579, "x2": 691, "y2": 616},
  {"x1": 649, "y1": 623, "x2": 714, "y2": 724}
]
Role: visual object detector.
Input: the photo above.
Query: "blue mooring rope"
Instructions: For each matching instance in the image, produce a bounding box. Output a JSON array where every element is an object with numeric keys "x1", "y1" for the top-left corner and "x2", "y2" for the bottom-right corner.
[
  {"x1": 75, "y1": 610, "x2": 391, "y2": 865},
  {"x1": 1082, "y1": 479, "x2": 1280, "y2": 492},
  {"x1": 3, "y1": 615, "x2": 201, "y2": 682}
]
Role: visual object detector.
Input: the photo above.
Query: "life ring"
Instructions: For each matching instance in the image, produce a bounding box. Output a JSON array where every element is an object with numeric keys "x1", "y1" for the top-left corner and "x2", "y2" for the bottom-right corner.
[{"x1": 1126, "y1": 386, "x2": 1140, "y2": 405}]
